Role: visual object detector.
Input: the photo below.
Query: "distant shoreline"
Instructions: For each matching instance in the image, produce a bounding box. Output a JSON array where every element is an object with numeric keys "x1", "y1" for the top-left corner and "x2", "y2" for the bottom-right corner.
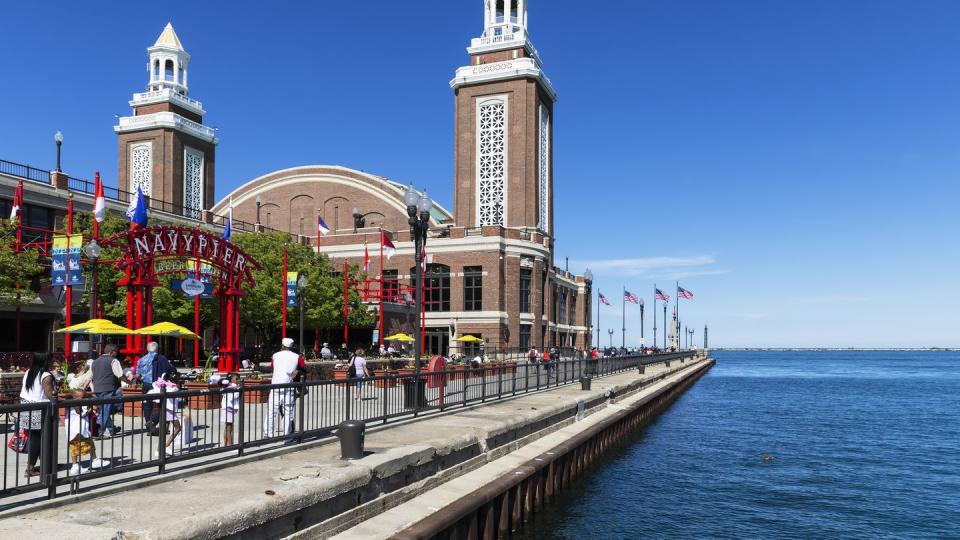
[{"x1": 712, "y1": 348, "x2": 959, "y2": 352}]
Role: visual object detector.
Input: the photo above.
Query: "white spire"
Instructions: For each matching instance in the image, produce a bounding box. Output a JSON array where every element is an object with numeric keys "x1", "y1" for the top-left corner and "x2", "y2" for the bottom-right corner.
[{"x1": 147, "y1": 23, "x2": 191, "y2": 95}]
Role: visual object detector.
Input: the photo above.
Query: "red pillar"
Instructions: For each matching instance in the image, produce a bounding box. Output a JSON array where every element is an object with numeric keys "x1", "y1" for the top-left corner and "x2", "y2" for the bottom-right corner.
[
  {"x1": 193, "y1": 257, "x2": 201, "y2": 369},
  {"x1": 64, "y1": 195, "x2": 74, "y2": 359}
]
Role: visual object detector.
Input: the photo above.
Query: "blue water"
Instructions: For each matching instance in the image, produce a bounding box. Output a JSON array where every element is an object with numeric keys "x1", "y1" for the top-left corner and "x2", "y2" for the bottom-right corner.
[{"x1": 517, "y1": 351, "x2": 960, "y2": 539}]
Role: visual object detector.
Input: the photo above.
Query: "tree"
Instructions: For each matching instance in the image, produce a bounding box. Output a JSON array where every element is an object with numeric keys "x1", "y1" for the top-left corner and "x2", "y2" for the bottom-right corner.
[{"x1": 0, "y1": 220, "x2": 44, "y2": 307}]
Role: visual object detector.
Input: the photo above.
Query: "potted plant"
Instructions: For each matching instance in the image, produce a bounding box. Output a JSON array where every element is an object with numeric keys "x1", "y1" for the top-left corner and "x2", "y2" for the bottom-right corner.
[{"x1": 242, "y1": 370, "x2": 270, "y2": 404}]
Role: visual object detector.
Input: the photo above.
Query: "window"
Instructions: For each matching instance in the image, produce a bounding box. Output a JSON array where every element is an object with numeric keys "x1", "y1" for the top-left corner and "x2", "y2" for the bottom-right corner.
[
  {"x1": 130, "y1": 142, "x2": 152, "y2": 196},
  {"x1": 538, "y1": 104, "x2": 550, "y2": 233},
  {"x1": 382, "y1": 270, "x2": 399, "y2": 303},
  {"x1": 519, "y1": 324, "x2": 531, "y2": 351},
  {"x1": 164, "y1": 59, "x2": 174, "y2": 81},
  {"x1": 477, "y1": 98, "x2": 507, "y2": 226},
  {"x1": 519, "y1": 268, "x2": 531, "y2": 313},
  {"x1": 568, "y1": 295, "x2": 576, "y2": 327},
  {"x1": 464, "y1": 266, "x2": 483, "y2": 311},
  {"x1": 412, "y1": 264, "x2": 450, "y2": 312},
  {"x1": 183, "y1": 147, "x2": 204, "y2": 217},
  {"x1": 558, "y1": 290, "x2": 568, "y2": 325}
]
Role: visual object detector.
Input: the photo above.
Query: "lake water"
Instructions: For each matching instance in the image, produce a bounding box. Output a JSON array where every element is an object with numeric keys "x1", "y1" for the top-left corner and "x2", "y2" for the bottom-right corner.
[{"x1": 516, "y1": 351, "x2": 960, "y2": 539}]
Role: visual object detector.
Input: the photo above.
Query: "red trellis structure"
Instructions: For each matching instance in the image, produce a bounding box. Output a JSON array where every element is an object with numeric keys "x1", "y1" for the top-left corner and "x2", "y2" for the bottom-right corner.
[{"x1": 100, "y1": 226, "x2": 262, "y2": 372}]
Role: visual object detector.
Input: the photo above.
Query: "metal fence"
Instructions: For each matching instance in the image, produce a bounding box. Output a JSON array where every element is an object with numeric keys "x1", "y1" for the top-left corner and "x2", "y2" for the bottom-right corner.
[
  {"x1": 0, "y1": 159, "x2": 49, "y2": 185},
  {"x1": 0, "y1": 351, "x2": 699, "y2": 506}
]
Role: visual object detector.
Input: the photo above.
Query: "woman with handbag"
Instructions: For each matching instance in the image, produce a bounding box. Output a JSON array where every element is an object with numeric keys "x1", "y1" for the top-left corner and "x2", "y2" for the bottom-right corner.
[{"x1": 19, "y1": 353, "x2": 54, "y2": 478}]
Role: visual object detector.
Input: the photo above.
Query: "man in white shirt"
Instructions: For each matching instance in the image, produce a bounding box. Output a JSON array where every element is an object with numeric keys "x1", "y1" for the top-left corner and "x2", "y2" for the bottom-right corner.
[{"x1": 262, "y1": 338, "x2": 301, "y2": 438}]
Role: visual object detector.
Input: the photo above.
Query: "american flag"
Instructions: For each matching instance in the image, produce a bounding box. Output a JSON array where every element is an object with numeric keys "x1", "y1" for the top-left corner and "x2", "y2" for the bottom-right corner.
[
  {"x1": 678, "y1": 287, "x2": 694, "y2": 300},
  {"x1": 655, "y1": 289, "x2": 670, "y2": 302},
  {"x1": 624, "y1": 290, "x2": 640, "y2": 304},
  {"x1": 599, "y1": 293, "x2": 611, "y2": 306}
]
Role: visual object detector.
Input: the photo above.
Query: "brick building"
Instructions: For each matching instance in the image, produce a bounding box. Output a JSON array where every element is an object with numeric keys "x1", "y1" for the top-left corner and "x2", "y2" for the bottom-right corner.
[
  {"x1": 1, "y1": 3, "x2": 593, "y2": 355},
  {"x1": 213, "y1": 1, "x2": 593, "y2": 354}
]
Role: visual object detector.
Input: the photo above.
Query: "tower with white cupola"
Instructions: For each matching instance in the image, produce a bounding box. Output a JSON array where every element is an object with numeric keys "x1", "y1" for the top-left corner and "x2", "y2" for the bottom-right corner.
[
  {"x1": 115, "y1": 23, "x2": 217, "y2": 218},
  {"x1": 451, "y1": 0, "x2": 555, "y2": 235}
]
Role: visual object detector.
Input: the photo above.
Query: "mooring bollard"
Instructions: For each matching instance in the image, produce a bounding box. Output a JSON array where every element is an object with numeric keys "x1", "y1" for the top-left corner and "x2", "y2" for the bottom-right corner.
[
  {"x1": 638, "y1": 363, "x2": 645, "y2": 375},
  {"x1": 580, "y1": 376, "x2": 592, "y2": 391},
  {"x1": 337, "y1": 420, "x2": 366, "y2": 460}
]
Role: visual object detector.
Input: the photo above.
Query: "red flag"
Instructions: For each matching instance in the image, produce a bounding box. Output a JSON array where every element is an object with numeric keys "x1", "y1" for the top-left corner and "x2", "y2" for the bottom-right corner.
[
  {"x1": 93, "y1": 173, "x2": 106, "y2": 223},
  {"x1": 9, "y1": 180, "x2": 23, "y2": 220},
  {"x1": 363, "y1": 243, "x2": 370, "y2": 273},
  {"x1": 381, "y1": 230, "x2": 395, "y2": 259}
]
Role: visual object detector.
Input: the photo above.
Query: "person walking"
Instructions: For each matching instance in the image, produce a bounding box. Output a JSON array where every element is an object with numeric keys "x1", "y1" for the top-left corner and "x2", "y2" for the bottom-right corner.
[
  {"x1": 263, "y1": 338, "x2": 300, "y2": 438},
  {"x1": 349, "y1": 348, "x2": 369, "y2": 401},
  {"x1": 91, "y1": 344, "x2": 132, "y2": 438},
  {"x1": 320, "y1": 343, "x2": 333, "y2": 359},
  {"x1": 19, "y1": 353, "x2": 53, "y2": 478},
  {"x1": 135, "y1": 341, "x2": 177, "y2": 434}
]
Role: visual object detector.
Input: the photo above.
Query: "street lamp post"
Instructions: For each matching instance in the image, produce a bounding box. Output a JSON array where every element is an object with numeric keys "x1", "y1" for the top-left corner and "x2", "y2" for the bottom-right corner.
[
  {"x1": 352, "y1": 208, "x2": 380, "y2": 233},
  {"x1": 405, "y1": 186, "x2": 432, "y2": 406},
  {"x1": 54, "y1": 131, "x2": 63, "y2": 172},
  {"x1": 255, "y1": 196, "x2": 262, "y2": 225},
  {"x1": 607, "y1": 329, "x2": 614, "y2": 349},
  {"x1": 639, "y1": 299, "x2": 644, "y2": 351},
  {"x1": 84, "y1": 239, "x2": 101, "y2": 359},
  {"x1": 297, "y1": 274, "x2": 307, "y2": 353}
]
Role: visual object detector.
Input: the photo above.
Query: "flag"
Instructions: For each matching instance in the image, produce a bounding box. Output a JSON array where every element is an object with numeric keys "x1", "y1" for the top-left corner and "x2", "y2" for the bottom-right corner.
[
  {"x1": 125, "y1": 186, "x2": 148, "y2": 227},
  {"x1": 678, "y1": 286, "x2": 694, "y2": 300},
  {"x1": 599, "y1": 293, "x2": 611, "y2": 306},
  {"x1": 318, "y1": 216, "x2": 330, "y2": 236},
  {"x1": 362, "y1": 243, "x2": 370, "y2": 273},
  {"x1": 222, "y1": 201, "x2": 233, "y2": 241},
  {"x1": 655, "y1": 288, "x2": 670, "y2": 302},
  {"x1": 381, "y1": 230, "x2": 395, "y2": 259},
  {"x1": 624, "y1": 290, "x2": 640, "y2": 304},
  {"x1": 9, "y1": 180, "x2": 22, "y2": 220},
  {"x1": 93, "y1": 173, "x2": 106, "y2": 223}
]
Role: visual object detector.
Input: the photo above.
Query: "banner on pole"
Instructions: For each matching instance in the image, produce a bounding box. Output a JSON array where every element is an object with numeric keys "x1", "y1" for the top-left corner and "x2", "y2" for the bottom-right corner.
[
  {"x1": 51, "y1": 234, "x2": 84, "y2": 287},
  {"x1": 286, "y1": 271, "x2": 299, "y2": 307}
]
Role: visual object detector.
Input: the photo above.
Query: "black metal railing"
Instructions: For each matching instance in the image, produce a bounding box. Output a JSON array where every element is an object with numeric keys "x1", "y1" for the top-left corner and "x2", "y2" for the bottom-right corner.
[
  {"x1": 0, "y1": 351, "x2": 701, "y2": 506},
  {"x1": 0, "y1": 159, "x2": 50, "y2": 185}
]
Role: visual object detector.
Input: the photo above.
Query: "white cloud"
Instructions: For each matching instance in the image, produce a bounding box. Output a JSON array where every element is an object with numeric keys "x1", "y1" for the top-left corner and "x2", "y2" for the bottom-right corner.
[{"x1": 572, "y1": 256, "x2": 724, "y2": 279}]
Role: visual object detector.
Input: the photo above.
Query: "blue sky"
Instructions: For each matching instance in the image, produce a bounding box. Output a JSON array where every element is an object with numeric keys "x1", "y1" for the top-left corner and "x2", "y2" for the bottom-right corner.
[{"x1": 2, "y1": 1, "x2": 958, "y2": 348}]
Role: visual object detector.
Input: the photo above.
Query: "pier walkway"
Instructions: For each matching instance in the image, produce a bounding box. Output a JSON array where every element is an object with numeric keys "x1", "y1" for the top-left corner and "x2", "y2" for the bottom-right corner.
[{"x1": 0, "y1": 352, "x2": 710, "y2": 539}]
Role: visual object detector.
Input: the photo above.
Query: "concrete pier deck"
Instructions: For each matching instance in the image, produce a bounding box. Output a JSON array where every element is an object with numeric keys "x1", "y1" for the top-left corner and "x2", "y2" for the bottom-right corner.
[{"x1": 0, "y1": 354, "x2": 711, "y2": 539}]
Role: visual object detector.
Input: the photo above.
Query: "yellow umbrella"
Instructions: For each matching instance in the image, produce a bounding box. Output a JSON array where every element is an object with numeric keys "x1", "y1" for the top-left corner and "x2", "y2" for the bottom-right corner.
[
  {"x1": 134, "y1": 322, "x2": 200, "y2": 340},
  {"x1": 383, "y1": 333, "x2": 416, "y2": 342},
  {"x1": 455, "y1": 335, "x2": 485, "y2": 343},
  {"x1": 56, "y1": 319, "x2": 135, "y2": 335}
]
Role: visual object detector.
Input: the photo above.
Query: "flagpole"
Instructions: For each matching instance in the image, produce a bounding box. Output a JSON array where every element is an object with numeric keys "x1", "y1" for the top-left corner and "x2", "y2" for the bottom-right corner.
[
  {"x1": 663, "y1": 302, "x2": 667, "y2": 350},
  {"x1": 620, "y1": 287, "x2": 627, "y2": 349},
  {"x1": 652, "y1": 285, "x2": 657, "y2": 352},
  {"x1": 379, "y1": 228, "x2": 384, "y2": 350},
  {"x1": 282, "y1": 246, "x2": 288, "y2": 340},
  {"x1": 14, "y1": 180, "x2": 23, "y2": 352},
  {"x1": 596, "y1": 289, "x2": 600, "y2": 350},
  {"x1": 675, "y1": 281, "x2": 680, "y2": 351}
]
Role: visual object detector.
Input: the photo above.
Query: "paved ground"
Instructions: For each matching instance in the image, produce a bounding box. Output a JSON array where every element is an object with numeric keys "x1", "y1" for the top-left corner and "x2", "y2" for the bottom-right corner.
[
  {"x1": 0, "y1": 360, "x2": 598, "y2": 508},
  {"x1": 0, "y1": 358, "x2": 708, "y2": 539}
]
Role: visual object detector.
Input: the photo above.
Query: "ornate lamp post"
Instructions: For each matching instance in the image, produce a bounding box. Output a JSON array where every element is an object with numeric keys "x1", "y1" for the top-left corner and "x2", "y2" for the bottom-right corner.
[
  {"x1": 583, "y1": 269, "x2": 593, "y2": 349},
  {"x1": 352, "y1": 207, "x2": 380, "y2": 233},
  {"x1": 639, "y1": 298, "x2": 645, "y2": 350},
  {"x1": 297, "y1": 273, "x2": 307, "y2": 353},
  {"x1": 84, "y1": 239, "x2": 101, "y2": 359},
  {"x1": 607, "y1": 328, "x2": 614, "y2": 349},
  {"x1": 54, "y1": 131, "x2": 63, "y2": 172},
  {"x1": 404, "y1": 186, "x2": 432, "y2": 371},
  {"x1": 255, "y1": 195, "x2": 262, "y2": 224}
]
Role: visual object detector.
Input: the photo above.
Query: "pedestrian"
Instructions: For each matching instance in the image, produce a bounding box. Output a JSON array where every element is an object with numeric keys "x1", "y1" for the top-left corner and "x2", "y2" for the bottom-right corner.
[
  {"x1": 66, "y1": 389, "x2": 105, "y2": 475},
  {"x1": 19, "y1": 353, "x2": 53, "y2": 478},
  {"x1": 220, "y1": 373, "x2": 240, "y2": 447},
  {"x1": 151, "y1": 375, "x2": 182, "y2": 456},
  {"x1": 263, "y1": 338, "x2": 300, "y2": 438},
  {"x1": 320, "y1": 343, "x2": 333, "y2": 359},
  {"x1": 135, "y1": 341, "x2": 176, "y2": 435},
  {"x1": 91, "y1": 344, "x2": 133, "y2": 438},
  {"x1": 349, "y1": 348, "x2": 369, "y2": 400}
]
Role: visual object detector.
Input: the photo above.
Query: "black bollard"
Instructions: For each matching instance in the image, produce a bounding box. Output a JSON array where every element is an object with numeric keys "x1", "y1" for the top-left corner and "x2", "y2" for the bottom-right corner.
[
  {"x1": 638, "y1": 363, "x2": 645, "y2": 375},
  {"x1": 338, "y1": 420, "x2": 366, "y2": 460},
  {"x1": 580, "y1": 376, "x2": 592, "y2": 391}
]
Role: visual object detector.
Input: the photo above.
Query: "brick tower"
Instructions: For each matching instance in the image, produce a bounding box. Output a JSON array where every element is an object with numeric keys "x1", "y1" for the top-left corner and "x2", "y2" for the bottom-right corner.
[
  {"x1": 450, "y1": 0, "x2": 556, "y2": 234},
  {"x1": 115, "y1": 23, "x2": 218, "y2": 218}
]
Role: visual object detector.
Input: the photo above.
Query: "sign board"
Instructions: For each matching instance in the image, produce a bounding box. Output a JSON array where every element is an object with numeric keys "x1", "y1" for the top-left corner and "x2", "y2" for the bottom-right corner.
[
  {"x1": 170, "y1": 279, "x2": 213, "y2": 299},
  {"x1": 51, "y1": 234, "x2": 84, "y2": 287}
]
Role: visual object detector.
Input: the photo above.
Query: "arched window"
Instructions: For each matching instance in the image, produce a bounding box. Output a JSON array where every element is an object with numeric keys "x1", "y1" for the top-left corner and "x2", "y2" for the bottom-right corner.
[
  {"x1": 410, "y1": 264, "x2": 450, "y2": 312},
  {"x1": 164, "y1": 59, "x2": 174, "y2": 81},
  {"x1": 153, "y1": 60, "x2": 160, "y2": 80}
]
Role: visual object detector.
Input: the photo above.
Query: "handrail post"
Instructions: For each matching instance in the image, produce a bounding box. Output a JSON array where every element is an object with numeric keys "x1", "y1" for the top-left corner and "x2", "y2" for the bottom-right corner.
[
  {"x1": 158, "y1": 387, "x2": 167, "y2": 475},
  {"x1": 44, "y1": 397, "x2": 58, "y2": 499},
  {"x1": 237, "y1": 382, "x2": 245, "y2": 456},
  {"x1": 297, "y1": 381, "x2": 306, "y2": 443}
]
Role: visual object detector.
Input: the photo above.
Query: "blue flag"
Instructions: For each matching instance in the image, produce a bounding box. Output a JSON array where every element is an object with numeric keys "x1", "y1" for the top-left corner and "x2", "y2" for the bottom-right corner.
[
  {"x1": 223, "y1": 205, "x2": 233, "y2": 241},
  {"x1": 125, "y1": 186, "x2": 148, "y2": 227}
]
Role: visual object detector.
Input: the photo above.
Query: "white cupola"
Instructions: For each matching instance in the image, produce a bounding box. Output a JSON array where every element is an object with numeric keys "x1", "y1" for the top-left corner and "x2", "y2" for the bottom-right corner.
[
  {"x1": 483, "y1": 0, "x2": 528, "y2": 39},
  {"x1": 147, "y1": 23, "x2": 191, "y2": 95}
]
